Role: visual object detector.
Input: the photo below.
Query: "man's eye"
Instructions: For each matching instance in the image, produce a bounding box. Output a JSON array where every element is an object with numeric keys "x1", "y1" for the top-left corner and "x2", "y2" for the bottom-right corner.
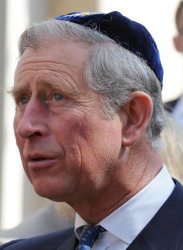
[
  {"x1": 53, "y1": 94, "x2": 64, "y2": 101},
  {"x1": 19, "y1": 97, "x2": 29, "y2": 105}
]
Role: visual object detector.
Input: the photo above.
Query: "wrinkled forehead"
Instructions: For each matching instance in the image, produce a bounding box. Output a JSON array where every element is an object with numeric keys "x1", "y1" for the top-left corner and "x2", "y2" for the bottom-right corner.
[
  {"x1": 15, "y1": 40, "x2": 91, "y2": 82},
  {"x1": 18, "y1": 39, "x2": 90, "y2": 65},
  {"x1": 13, "y1": 40, "x2": 94, "y2": 101}
]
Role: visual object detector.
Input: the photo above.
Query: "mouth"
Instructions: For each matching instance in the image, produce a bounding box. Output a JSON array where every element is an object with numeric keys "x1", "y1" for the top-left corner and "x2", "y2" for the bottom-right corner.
[
  {"x1": 27, "y1": 156, "x2": 58, "y2": 170},
  {"x1": 31, "y1": 158, "x2": 46, "y2": 161}
]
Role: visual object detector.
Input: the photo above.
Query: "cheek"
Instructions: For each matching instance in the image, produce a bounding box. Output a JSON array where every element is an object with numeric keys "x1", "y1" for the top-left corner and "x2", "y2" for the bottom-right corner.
[
  {"x1": 56, "y1": 114, "x2": 100, "y2": 177},
  {"x1": 14, "y1": 115, "x2": 21, "y2": 143},
  {"x1": 59, "y1": 114, "x2": 120, "y2": 165},
  {"x1": 55, "y1": 113, "x2": 87, "y2": 142},
  {"x1": 14, "y1": 121, "x2": 23, "y2": 153},
  {"x1": 14, "y1": 129, "x2": 24, "y2": 157},
  {"x1": 13, "y1": 116, "x2": 18, "y2": 137},
  {"x1": 53, "y1": 115, "x2": 86, "y2": 164}
]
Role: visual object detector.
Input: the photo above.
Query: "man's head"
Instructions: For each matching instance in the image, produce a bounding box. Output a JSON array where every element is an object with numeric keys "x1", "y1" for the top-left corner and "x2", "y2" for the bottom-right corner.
[
  {"x1": 12, "y1": 11, "x2": 164, "y2": 211},
  {"x1": 17, "y1": 12, "x2": 164, "y2": 147},
  {"x1": 173, "y1": 1, "x2": 183, "y2": 52}
]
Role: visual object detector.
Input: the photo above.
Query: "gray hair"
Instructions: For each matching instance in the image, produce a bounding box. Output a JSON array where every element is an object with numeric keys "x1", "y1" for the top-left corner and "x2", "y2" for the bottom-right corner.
[{"x1": 18, "y1": 19, "x2": 164, "y2": 150}]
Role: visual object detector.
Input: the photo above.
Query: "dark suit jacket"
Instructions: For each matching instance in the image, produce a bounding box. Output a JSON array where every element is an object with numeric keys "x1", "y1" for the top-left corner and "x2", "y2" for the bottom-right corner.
[
  {"x1": 1, "y1": 179, "x2": 183, "y2": 250},
  {"x1": 164, "y1": 96, "x2": 181, "y2": 113}
]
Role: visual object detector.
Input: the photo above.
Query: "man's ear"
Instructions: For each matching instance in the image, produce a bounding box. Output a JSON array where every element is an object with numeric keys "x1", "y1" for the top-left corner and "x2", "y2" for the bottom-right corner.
[
  {"x1": 121, "y1": 91, "x2": 153, "y2": 147},
  {"x1": 173, "y1": 36, "x2": 183, "y2": 52}
]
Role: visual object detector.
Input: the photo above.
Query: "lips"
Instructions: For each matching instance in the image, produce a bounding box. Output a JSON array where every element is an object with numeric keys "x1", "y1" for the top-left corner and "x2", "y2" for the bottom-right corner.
[{"x1": 26, "y1": 154, "x2": 59, "y2": 170}]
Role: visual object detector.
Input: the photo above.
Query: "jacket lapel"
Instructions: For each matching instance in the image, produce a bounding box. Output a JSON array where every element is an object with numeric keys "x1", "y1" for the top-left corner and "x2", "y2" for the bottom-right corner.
[
  {"x1": 57, "y1": 233, "x2": 77, "y2": 250},
  {"x1": 127, "y1": 180, "x2": 183, "y2": 250}
]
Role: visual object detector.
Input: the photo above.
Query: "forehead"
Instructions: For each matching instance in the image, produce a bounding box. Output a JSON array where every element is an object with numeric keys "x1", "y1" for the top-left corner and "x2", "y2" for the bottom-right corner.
[{"x1": 15, "y1": 40, "x2": 91, "y2": 89}]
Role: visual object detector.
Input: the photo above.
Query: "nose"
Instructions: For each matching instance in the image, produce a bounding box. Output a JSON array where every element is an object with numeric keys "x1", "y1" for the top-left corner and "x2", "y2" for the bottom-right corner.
[{"x1": 14, "y1": 100, "x2": 49, "y2": 139}]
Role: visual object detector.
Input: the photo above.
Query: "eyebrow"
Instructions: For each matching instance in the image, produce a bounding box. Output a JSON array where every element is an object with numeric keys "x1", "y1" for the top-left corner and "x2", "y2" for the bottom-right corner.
[
  {"x1": 10, "y1": 80, "x2": 78, "y2": 100},
  {"x1": 10, "y1": 84, "x2": 30, "y2": 99}
]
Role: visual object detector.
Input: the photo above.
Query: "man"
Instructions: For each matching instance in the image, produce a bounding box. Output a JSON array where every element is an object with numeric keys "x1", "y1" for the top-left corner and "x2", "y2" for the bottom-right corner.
[
  {"x1": 1, "y1": 11, "x2": 183, "y2": 250},
  {"x1": 164, "y1": 1, "x2": 183, "y2": 127}
]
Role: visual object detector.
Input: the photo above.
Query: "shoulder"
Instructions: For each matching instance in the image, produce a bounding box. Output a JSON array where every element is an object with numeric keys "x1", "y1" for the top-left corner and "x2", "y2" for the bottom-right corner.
[
  {"x1": 164, "y1": 96, "x2": 181, "y2": 112},
  {"x1": 0, "y1": 227, "x2": 74, "y2": 250}
]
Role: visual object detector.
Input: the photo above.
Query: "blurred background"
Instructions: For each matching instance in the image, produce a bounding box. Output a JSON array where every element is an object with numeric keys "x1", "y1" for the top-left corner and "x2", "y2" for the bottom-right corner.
[{"x1": 0, "y1": 0, "x2": 182, "y2": 230}]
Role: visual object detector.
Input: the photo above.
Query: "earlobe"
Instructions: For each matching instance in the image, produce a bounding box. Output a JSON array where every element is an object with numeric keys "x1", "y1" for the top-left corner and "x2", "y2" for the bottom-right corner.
[{"x1": 121, "y1": 91, "x2": 153, "y2": 147}]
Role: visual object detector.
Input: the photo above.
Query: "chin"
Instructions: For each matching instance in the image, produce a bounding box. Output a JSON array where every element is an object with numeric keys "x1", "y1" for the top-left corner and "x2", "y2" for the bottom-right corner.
[{"x1": 32, "y1": 177, "x2": 71, "y2": 202}]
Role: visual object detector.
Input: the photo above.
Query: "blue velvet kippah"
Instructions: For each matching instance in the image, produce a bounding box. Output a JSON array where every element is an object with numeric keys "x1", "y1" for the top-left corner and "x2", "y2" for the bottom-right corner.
[{"x1": 55, "y1": 11, "x2": 163, "y2": 88}]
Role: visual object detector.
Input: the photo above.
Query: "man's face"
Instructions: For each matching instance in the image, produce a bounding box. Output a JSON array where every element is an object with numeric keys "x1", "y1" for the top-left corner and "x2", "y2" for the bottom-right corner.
[{"x1": 13, "y1": 41, "x2": 123, "y2": 203}]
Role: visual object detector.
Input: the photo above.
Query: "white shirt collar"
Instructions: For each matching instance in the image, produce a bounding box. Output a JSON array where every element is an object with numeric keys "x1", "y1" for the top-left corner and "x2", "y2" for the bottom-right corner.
[{"x1": 75, "y1": 165, "x2": 175, "y2": 245}]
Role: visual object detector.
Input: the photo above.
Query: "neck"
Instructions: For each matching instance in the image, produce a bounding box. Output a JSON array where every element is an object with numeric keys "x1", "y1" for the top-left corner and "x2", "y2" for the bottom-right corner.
[{"x1": 68, "y1": 143, "x2": 163, "y2": 224}]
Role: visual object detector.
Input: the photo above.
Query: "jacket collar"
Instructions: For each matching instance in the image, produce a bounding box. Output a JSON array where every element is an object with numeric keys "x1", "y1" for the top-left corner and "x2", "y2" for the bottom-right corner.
[{"x1": 127, "y1": 180, "x2": 183, "y2": 249}]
